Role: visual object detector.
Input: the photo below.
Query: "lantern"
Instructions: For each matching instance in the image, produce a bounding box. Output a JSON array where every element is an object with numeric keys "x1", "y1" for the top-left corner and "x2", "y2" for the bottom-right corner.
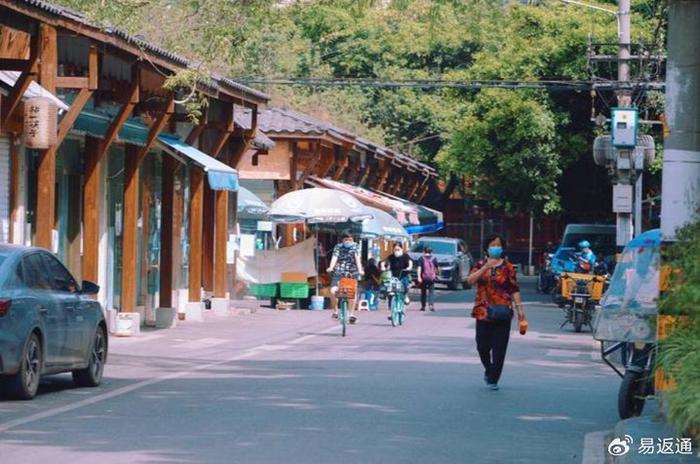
[{"x1": 23, "y1": 97, "x2": 57, "y2": 149}]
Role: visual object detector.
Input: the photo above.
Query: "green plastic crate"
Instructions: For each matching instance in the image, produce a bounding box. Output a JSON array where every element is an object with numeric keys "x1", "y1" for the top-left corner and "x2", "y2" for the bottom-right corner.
[
  {"x1": 249, "y1": 283, "x2": 278, "y2": 298},
  {"x1": 280, "y1": 282, "x2": 309, "y2": 299}
]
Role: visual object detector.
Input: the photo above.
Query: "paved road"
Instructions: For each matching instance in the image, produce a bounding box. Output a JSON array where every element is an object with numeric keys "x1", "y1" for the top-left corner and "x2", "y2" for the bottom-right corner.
[{"x1": 0, "y1": 280, "x2": 621, "y2": 464}]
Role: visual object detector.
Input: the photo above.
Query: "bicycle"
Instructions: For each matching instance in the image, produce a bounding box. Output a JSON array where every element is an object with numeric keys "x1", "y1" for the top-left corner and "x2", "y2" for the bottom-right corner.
[
  {"x1": 384, "y1": 270, "x2": 410, "y2": 327},
  {"x1": 335, "y1": 273, "x2": 358, "y2": 337}
]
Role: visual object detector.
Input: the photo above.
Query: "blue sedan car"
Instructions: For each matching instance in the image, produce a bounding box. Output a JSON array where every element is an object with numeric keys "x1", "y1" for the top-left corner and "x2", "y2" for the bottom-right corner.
[{"x1": 0, "y1": 245, "x2": 108, "y2": 400}]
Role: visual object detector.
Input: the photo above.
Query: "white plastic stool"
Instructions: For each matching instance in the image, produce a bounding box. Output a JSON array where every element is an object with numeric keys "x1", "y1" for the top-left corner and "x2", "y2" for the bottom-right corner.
[{"x1": 358, "y1": 299, "x2": 370, "y2": 311}]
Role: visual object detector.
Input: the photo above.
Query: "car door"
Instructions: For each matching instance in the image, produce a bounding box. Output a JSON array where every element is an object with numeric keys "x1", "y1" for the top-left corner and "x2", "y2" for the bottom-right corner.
[
  {"x1": 19, "y1": 252, "x2": 70, "y2": 366},
  {"x1": 41, "y1": 253, "x2": 89, "y2": 365}
]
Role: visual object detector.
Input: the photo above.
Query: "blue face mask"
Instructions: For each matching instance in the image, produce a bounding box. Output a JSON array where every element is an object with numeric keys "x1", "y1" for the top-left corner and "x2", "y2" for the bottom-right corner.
[
  {"x1": 343, "y1": 241, "x2": 353, "y2": 249},
  {"x1": 488, "y1": 246, "x2": 503, "y2": 258}
]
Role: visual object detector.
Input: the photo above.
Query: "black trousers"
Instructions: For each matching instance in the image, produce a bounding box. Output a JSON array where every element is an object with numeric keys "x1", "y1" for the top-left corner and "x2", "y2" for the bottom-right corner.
[
  {"x1": 475, "y1": 319, "x2": 512, "y2": 384},
  {"x1": 420, "y1": 280, "x2": 435, "y2": 308}
]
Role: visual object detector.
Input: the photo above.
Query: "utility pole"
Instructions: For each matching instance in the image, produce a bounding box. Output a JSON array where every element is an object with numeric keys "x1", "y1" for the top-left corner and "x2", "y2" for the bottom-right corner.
[
  {"x1": 614, "y1": 0, "x2": 635, "y2": 246},
  {"x1": 660, "y1": 1, "x2": 700, "y2": 241}
]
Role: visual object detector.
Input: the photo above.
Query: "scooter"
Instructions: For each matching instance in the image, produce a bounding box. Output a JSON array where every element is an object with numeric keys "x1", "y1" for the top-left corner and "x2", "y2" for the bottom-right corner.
[
  {"x1": 537, "y1": 252, "x2": 556, "y2": 294},
  {"x1": 594, "y1": 229, "x2": 661, "y2": 420}
]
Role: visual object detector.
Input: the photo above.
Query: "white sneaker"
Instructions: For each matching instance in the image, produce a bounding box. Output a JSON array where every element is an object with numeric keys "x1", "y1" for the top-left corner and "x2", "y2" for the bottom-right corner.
[{"x1": 404, "y1": 295, "x2": 410, "y2": 305}]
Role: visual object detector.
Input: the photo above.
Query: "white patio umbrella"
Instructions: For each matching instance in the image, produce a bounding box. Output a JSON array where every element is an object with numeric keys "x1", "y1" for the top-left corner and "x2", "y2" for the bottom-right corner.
[{"x1": 267, "y1": 188, "x2": 374, "y2": 293}]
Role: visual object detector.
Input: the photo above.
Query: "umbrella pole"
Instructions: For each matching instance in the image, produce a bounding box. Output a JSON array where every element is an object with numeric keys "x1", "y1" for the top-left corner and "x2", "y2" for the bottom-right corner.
[{"x1": 316, "y1": 227, "x2": 320, "y2": 295}]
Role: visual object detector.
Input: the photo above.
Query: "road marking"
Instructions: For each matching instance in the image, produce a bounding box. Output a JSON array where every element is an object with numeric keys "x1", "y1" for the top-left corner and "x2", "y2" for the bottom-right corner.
[
  {"x1": 582, "y1": 430, "x2": 610, "y2": 464},
  {"x1": 547, "y1": 349, "x2": 588, "y2": 358},
  {"x1": 0, "y1": 324, "x2": 339, "y2": 434}
]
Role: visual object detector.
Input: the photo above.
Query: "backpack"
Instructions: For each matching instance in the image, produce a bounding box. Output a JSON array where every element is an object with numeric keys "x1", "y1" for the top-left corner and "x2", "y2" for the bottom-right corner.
[{"x1": 421, "y1": 256, "x2": 437, "y2": 281}]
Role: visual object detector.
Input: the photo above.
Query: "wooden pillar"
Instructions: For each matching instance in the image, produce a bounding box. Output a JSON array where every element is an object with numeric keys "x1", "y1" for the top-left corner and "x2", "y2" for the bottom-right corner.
[
  {"x1": 34, "y1": 24, "x2": 58, "y2": 250},
  {"x1": 172, "y1": 166, "x2": 184, "y2": 291},
  {"x1": 213, "y1": 189, "x2": 228, "y2": 298},
  {"x1": 139, "y1": 160, "x2": 151, "y2": 306},
  {"x1": 202, "y1": 183, "x2": 214, "y2": 292},
  {"x1": 188, "y1": 169, "x2": 204, "y2": 302},
  {"x1": 121, "y1": 144, "x2": 140, "y2": 312},
  {"x1": 159, "y1": 156, "x2": 175, "y2": 308},
  {"x1": 82, "y1": 136, "x2": 101, "y2": 283}
]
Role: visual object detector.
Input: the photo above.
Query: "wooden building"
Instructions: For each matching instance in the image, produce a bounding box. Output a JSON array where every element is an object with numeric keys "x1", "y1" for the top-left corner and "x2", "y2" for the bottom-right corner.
[
  {"x1": 235, "y1": 107, "x2": 440, "y2": 246},
  {"x1": 0, "y1": 0, "x2": 269, "y2": 323}
]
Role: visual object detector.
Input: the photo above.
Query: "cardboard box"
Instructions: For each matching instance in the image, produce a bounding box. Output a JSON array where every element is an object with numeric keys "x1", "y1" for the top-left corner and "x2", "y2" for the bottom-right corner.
[{"x1": 281, "y1": 272, "x2": 308, "y2": 283}]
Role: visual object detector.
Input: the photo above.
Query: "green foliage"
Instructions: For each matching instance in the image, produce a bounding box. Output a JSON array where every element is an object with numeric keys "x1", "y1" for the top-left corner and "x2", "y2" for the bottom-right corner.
[
  {"x1": 657, "y1": 219, "x2": 700, "y2": 442},
  {"x1": 53, "y1": 0, "x2": 664, "y2": 214},
  {"x1": 436, "y1": 89, "x2": 562, "y2": 214}
]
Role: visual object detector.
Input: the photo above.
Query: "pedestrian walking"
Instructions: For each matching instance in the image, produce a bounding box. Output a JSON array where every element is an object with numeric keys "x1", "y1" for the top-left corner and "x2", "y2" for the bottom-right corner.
[
  {"x1": 416, "y1": 246, "x2": 438, "y2": 311},
  {"x1": 467, "y1": 234, "x2": 526, "y2": 391},
  {"x1": 363, "y1": 258, "x2": 382, "y2": 310}
]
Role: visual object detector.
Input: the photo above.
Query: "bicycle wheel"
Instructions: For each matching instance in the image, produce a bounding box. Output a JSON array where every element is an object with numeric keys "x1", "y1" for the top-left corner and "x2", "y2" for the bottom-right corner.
[
  {"x1": 391, "y1": 298, "x2": 399, "y2": 327},
  {"x1": 397, "y1": 294, "x2": 405, "y2": 326},
  {"x1": 340, "y1": 298, "x2": 347, "y2": 337}
]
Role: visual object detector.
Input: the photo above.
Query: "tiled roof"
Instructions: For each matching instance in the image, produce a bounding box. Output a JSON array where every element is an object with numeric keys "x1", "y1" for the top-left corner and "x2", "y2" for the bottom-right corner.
[
  {"x1": 6, "y1": 0, "x2": 269, "y2": 102},
  {"x1": 259, "y1": 107, "x2": 438, "y2": 177}
]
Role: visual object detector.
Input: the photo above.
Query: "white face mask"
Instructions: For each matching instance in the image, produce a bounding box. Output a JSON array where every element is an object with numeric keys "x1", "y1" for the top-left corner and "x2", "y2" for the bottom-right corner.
[{"x1": 394, "y1": 250, "x2": 403, "y2": 257}]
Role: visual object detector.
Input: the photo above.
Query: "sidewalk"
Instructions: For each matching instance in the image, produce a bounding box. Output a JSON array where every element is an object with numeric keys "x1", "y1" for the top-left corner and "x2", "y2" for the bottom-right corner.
[{"x1": 611, "y1": 401, "x2": 699, "y2": 463}]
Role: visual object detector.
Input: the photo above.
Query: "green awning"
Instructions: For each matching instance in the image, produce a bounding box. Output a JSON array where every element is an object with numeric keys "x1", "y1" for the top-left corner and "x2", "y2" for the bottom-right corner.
[{"x1": 71, "y1": 110, "x2": 149, "y2": 146}]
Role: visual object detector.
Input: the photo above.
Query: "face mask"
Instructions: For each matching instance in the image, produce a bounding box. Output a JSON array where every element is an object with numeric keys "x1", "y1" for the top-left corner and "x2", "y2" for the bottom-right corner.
[
  {"x1": 424, "y1": 253, "x2": 431, "y2": 257},
  {"x1": 394, "y1": 250, "x2": 403, "y2": 257},
  {"x1": 343, "y1": 241, "x2": 353, "y2": 248},
  {"x1": 488, "y1": 246, "x2": 503, "y2": 258}
]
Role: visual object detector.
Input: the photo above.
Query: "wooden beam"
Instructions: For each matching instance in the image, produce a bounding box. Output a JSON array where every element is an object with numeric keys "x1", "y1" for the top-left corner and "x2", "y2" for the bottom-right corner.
[
  {"x1": 37, "y1": 24, "x2": 56, "y2": 94},
  {"x1": 418, "y1": 183, "x2": 431, "y2": 203},
  {"x1": 101, "y1": 76, "x2": 139, "y2": 153},
  {"x1": 135, "y1": 95, "x2": 174, "y2": 164},
  {"x1": 332, "y1": 147, "x2": 349, "y2": 181},
  {"x1": 159, "y1": 156, "x2": 176, "y2": 308},
  {"x1": 407, "y1": 178, "x2": 423, "y2": 200},
  {"x1": 229, "y1": 134, "x2": 254, "y2": 169},
  {"x1": 56, "y1": 87, "x2": 92, "y2": 146},
  {"x1": 188, "y1": 169, "x2": 204, "y2": 302},
  {"x1": 121, "y1": 144, "x2": 140, "y2": 312},
  {"x1": 55, "y1": 76, "x2": 88, "y2": 89},
  {"x1": 210, "y1": 105, "x2": 234, "y2": 158},
  {"x1": 82, "y1": 136, "x2": 101, "y2": 283},
  {"x1": 213, "y1": 189, "x2": 228, "y2": 298},
  {"x1": 139, "y1": 161, "x2": 152, "y2": 306},
  {"x1": 88, "y1": 45, "x2": 98, "y2": 90},
  {"x1": 298, "y1": 142, "x2": 322, "y2": 188},
  {"x1": 185, "y1": 123, "x2": 206, "y2": 145},
  {"x1": 0, "y1": 54, "x2": 37, "y2": 127}
]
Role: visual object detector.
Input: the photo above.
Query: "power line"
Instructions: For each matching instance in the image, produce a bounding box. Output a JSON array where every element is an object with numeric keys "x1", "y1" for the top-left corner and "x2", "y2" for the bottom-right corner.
[{"x1": 235, "y1": 77, "x2": 664, "y2": 91}]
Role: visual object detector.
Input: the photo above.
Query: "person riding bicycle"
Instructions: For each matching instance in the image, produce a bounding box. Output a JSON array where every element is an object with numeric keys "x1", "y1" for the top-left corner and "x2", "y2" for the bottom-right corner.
[
  {"x1": 326, "y1": 232, "x2": 364, "y2": 324},
  {"x1": 381, "y1": 243, "x2": 413, "y2": 316},
  {"x1": 576, "y1": 240, "x2": 596, "y2": 274}
]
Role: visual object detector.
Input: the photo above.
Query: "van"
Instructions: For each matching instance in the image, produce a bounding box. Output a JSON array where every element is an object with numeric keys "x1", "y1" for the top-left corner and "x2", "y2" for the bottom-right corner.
[{"x1": 560, "y1": 223, "x2": 617, "y2": 262}]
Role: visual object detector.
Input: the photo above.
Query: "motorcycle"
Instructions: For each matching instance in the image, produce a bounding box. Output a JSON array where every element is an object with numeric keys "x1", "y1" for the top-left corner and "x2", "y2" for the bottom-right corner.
[
  {"x1": 594, "y1": 229, "x2": 661, "y2": 420},
  {"x1": 559, "y1": 269, "x2": 607, "y2": 332},
  {"x1": 537, "y1": 252, "x2": 556, "y2": 294}
]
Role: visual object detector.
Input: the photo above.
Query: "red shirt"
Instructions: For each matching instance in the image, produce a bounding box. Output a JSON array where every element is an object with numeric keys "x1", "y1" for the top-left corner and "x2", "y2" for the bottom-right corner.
[{"x1": 470, "y1": 259, "x2": 520, "y2": 321}]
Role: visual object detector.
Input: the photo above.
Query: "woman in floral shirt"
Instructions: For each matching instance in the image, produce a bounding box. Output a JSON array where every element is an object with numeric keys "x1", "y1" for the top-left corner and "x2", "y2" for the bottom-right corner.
[{"x1": 467, "y1": 234, "x2": 526, "y2": 390}]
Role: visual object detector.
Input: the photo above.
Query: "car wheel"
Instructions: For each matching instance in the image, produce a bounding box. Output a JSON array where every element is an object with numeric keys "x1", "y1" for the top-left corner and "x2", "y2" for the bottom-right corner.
[
  {"x1": 7, "y1": 332, "x2": 42, "y2": 400},
  {"x1": 72, "y1": 326, "x2": 107, "y2": 387}
]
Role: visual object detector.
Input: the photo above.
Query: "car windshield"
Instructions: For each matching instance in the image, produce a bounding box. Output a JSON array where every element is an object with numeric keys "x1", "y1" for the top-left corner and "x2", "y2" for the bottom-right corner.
[
  {"x1": 562, "y1": 233, "x2": 616, "y2": 256},
  {"x1": 411, "y1": 241, "x2": 457, "y2": 255}
]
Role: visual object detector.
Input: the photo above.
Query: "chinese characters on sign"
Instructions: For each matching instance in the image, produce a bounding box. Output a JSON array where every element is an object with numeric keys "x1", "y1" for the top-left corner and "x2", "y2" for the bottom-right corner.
[
  {"x1": 23, "y1": 97, "x2": 57, "y2": 149},
  {"x1": 608, "y1": 435, "x2": 694, "y2": 457}
]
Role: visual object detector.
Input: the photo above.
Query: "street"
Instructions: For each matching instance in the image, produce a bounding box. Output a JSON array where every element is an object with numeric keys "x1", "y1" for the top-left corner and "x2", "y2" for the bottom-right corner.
[{"x1": 0, "y1": 279, "x2": 621, "y2": 464}]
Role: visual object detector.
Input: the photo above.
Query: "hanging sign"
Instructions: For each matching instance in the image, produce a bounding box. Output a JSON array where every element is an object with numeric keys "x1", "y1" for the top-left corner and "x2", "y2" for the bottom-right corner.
[{"x1": 23, "y1": 97, "x2": 57, "y2": 149}]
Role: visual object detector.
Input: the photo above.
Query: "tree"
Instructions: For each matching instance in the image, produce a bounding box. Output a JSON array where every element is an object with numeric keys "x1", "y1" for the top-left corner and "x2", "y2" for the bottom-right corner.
[{"x1": 437, "y1": 89, "x2": 562, "y2": 214}]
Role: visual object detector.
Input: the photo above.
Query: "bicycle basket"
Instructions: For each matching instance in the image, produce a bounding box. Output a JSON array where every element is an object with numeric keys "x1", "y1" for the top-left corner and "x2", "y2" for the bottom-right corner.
[
  {"x1": 384, "y1": 277, "x2": 404, "y2": 294},
  {"x1": 338, "y1": 277, "x2": 357, "y2": 299}
]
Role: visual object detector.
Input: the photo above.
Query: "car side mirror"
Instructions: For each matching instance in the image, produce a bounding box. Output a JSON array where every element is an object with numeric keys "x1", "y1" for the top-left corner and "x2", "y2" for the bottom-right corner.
[{"x1": 81, "y1": 280, "x2": 100, "y2": 295}]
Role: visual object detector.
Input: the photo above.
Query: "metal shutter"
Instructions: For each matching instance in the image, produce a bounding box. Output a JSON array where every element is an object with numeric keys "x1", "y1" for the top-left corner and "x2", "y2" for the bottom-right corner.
[{"x1": 0, "y1": 136, "x2": 11, "y2": 243}]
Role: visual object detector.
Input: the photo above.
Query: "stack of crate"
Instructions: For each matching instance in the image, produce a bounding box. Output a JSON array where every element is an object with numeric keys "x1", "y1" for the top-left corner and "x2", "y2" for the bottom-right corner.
[{"x1": 279, "y1": 272, "x2": 310, "y2": 299}]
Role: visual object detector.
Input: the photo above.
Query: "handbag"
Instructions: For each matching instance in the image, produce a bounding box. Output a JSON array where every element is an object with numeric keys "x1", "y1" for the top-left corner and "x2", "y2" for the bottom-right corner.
[{"x1": 487, "y1": 304, "x2": 512, "y2": 321}]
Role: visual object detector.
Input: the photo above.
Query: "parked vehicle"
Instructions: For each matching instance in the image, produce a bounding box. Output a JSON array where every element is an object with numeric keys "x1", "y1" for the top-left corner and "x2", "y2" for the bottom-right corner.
[
  {"x1": 558, "y1": 270, "x2": 607, "y2": 332},
  {"x1": 0, "y1": 245, "x2": 107, "y2": 400},
  {"x1": 408, "y1": 237, "x2": 472, "y2": 290},
  {"x1": 594, "y1": 229, "x2": 661, "y2": 420}
]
